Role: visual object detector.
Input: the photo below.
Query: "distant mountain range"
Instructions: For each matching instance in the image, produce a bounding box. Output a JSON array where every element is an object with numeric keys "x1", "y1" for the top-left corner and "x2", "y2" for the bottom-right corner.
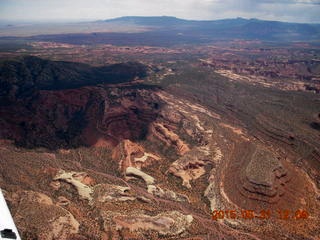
[
  {"x1": 104, "y1": 16, "x2": 320, "y2": 42},
  {"x1": 1, "y1": 16, "x2": 320, "y2": 46}
]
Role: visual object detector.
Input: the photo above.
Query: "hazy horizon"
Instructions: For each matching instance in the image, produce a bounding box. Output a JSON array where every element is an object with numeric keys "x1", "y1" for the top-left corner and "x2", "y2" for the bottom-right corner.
[
  {"x1": 0, "y1": 15, "x2": 320, "y2": 26},
  {"x1": 1, "y1": 0, "x2": 320, "y2": 24}
]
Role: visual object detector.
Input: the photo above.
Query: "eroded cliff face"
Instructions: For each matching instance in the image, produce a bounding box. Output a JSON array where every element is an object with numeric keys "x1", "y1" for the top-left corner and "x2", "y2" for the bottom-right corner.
[
  {"x1": 0, "y1": 85, "x2": 161, "y2": 149},
  {"x1": 0, "y1": 56, "x2": 153, "y2": 149}
]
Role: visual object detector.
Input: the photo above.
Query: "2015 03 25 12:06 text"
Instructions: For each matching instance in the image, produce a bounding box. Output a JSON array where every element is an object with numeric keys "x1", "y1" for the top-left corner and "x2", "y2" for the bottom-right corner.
[{"x1": 212, "y1": 209, "x2": 309, "y2": 220}]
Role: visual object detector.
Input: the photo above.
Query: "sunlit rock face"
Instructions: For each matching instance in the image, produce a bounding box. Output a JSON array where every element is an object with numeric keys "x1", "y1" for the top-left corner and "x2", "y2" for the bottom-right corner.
[
  {"x1": 112, "y1": 139, "x2": 161, "y2": 172},
  {"x1": 239, "y1": 147, "x2": 289, "y2": 203}
]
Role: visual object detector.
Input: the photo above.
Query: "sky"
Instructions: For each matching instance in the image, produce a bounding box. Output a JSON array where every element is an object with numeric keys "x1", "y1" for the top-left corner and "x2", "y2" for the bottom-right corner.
[{"x1": 0, "y1": 0, "x2": 320, "y2": 23}]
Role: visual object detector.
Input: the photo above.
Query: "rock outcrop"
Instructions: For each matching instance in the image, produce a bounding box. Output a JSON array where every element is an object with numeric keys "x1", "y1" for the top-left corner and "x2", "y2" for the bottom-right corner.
[
  {"x1": 113, "y1": 211, "x2": 193, "y2": 236},
  {"x1": 151, "y1": 122, "x2": 190, "y2": 155},
  {"x1": 169, "y1": 147, "x2": 212, "y2": 188},
  {"x1": 112, "y1": 139, "x2": 160, "y2": 172},
  {"x1": 147, "y1": 185, "x2": 189, "y2": 202},
  {"x1": 125, "y1": 166, "x2": 189, "y2": 202},
  {"x1": 13, "y1": 191, "x2": 79, "y2": 240},
  {"x1": 92, "y1": 184, "x2": 136, "y2": 203},
  {"x1": 239, "y1": 147, "x2": 290, "y2": 203},
  {"x1": 126, "y1": 166, "x2": 155, "y2": 185},
  {"x1": 53, "y1": 169, "x2": 143, "y2": 204},
  {"x1": 53, "y1": 170, "x2": 94, "y2": 201}
]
